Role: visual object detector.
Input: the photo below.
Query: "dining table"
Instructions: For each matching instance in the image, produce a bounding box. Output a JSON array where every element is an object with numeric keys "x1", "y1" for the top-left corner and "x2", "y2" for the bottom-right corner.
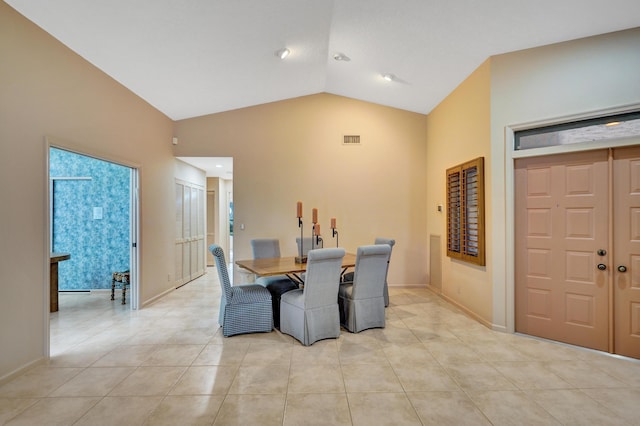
[{"x1": 235, "y1": 252, "x2": 357, "y2": 285}]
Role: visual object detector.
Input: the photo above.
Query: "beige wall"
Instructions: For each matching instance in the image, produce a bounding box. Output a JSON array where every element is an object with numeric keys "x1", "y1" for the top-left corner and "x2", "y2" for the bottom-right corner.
[
  {"x1": 0, "y1": 3, "x2": 176, "y2": 379},
  {"x1": 176, "y1": 159, "x2": 207, "y2": 188},
  {"x1": 174, "y1": 94, "x2": 429, "y2": 285},
  {"x1": 489, "y1": 28, "x2": 640, "y2": 331},
  {"x1": 425, "y1": 60, "x2": 493, "y2": 325},
  {"x1": 3, "y1": 0, "x2": 637, "y2": 383},
  {"x1": 425, "y1": 28, "x2": 640, "y2": 331}
]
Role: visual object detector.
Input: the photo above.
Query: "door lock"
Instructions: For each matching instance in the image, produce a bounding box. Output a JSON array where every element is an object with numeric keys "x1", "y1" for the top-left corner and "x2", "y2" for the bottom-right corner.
[
  {"x1": 618, "y1": 265, "x2": 627, "y2": 273},
  {"x1": 597, "y1": 249, "x2": 607, "y2": 256},
  {"x1": 597, "y1": 264, "x2": 607, "y2": 271}
]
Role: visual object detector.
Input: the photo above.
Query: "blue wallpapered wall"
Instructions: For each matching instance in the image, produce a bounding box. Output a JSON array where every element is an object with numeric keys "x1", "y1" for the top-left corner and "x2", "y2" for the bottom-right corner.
[{"x1": 50, "y1": 148, "x2": 130, "y2": 290}]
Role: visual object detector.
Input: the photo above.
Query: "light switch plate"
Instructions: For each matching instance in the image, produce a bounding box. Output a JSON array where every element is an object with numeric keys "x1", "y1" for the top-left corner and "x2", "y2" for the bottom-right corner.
[{"x1": 93, "y1": 207, "x2": 103, "y2": 220}]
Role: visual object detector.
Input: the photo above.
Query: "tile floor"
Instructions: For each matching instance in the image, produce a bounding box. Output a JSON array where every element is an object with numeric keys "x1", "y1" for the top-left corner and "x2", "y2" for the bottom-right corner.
[{"x1": 1, "y1": 268, "x2": 640, "y2": 425}]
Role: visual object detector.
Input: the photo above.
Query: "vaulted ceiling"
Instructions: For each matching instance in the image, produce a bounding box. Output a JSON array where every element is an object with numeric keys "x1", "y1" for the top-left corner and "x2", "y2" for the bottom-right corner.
[{"x1": 6, "y1": 0, "x2": 640, "y2": 121}]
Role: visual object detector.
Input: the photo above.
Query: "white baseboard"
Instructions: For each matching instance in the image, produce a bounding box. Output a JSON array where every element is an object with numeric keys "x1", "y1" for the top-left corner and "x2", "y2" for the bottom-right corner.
[
  {"x1": 142, "y1": 286, "x2": 175, "y2": 307},
  {"x1": 0, "y1": 357, "x2": 45, "y2": 386},
  {"x1": 438, "y1": 291, "x2": 493, "y2": 330}
]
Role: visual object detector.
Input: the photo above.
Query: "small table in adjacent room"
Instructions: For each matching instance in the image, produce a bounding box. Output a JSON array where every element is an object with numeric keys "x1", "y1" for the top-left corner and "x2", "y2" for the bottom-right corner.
[
  {"x1": 111, "y1": 270, "x2": 130, "y2": 305},
  {"x1": 50, "y1": 252, "x2": 70, "y2": 312}
]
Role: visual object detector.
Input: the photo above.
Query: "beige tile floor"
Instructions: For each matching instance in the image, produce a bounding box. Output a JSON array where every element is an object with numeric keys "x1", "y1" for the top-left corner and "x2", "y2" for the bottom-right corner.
[{"x1": 1, "y1": 268, "x2": 640, "y2": 425}]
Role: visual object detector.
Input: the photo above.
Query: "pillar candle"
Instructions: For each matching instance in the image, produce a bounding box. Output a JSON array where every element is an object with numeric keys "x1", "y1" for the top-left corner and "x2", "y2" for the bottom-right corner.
[
  {"x1": 331, "y1": 218, "x2": 336, "y2": 229},
  {"x1": 312, "y1": 208, "x2": 318, "y2": 224},
  {"x1": 297, "y1": 201, "x2": 302, "y2": 218},
  {"x1": 314, "y1": 223, "x2": 320, "y2": 235}
]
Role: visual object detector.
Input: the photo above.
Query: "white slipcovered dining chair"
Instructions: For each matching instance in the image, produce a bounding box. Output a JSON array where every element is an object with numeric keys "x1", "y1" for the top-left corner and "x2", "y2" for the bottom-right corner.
[
  {"x1": 338, "y1": 244, "x2": 391, "y2": 333},
  {"x1": 251, "y1": 238, "x2": 281, "y2": 259},
  {"x1": 209, "y1": 244, "x2": 273, "y2": 337},
  {"x1": 280, "y1": 248, "x2": 345, "y2": 346},
  {"x1": 296, "y1": 236, "x2": 323, "y2": 256},
  {"x1": 295, "y1": 237, "x2": 323, "y2": 282},
  {"x1": 342, "y1": 237, "x2": 395, "y2": 306},
  {"x1": 250, "y1": 238, "x2": 298, "y2": 329},
  {"x1": 250, "y1": 238, "x2": 293, "y2": 287}
]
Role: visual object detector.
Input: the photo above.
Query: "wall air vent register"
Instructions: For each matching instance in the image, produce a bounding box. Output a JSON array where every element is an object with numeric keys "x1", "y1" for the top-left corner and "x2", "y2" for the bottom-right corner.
[{"x1": 343, "y1": 135, "x2": 361, "y2": 145}]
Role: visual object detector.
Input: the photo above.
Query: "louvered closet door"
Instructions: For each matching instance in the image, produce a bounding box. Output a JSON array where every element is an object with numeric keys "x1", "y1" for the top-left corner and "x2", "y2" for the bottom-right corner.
[
  {"x1": 175, "y1": 180, "x2": 205, "y2": 286},
  {"x1": 175, "y1": 182, "x2": 186, "y2": 285},
  {"x1": 515, "y1": 150, "x2": 609, "y2": 351},
  {"x1": 189, "y1": 186, "x2": 205, "y2": 280},
  {"x1": 182, "y1": 183, "x2": 192, "y2": 283}
]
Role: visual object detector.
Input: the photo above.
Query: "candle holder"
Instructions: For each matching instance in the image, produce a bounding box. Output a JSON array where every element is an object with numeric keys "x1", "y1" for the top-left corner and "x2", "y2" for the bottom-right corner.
[
  {"x1": 295, "y1": 217, "x2": 307, "y2": 263},
  {"x1": 311, "y1": 224, "x2": 317, "y2": 251},
  {"x1": 332, "y1": 227, "x2": 339, "y2": 247},
  {"x1": 311, "y1": 223, "x2": 323, "y2": 251}
]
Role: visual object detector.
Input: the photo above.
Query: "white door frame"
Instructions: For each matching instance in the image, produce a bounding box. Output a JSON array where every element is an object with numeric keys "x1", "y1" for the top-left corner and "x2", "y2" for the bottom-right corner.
[
  {"x1": 44, "y1": 137, "x2": 141, "y2": 358},
  {"x1": 129, "y1": 168, "x2": 140, "y2": 309}
]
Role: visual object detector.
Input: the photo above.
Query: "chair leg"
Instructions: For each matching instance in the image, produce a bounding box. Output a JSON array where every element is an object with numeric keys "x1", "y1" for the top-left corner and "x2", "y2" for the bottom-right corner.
[
  {"x1": 111, "y1": 279, "x2": 115, "y2": 301},
  {"x1": 122, "y1": 284, "x2": 127, "y2": 304}
]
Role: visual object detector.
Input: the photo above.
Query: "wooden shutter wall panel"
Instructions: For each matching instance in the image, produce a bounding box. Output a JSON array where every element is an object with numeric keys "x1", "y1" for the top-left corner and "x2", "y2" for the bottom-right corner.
[
  {"x1": 446, "y1": 157, "x2": 485, "y2": 266},
  {"x1": 463, "y1": 165, "x2": 479, "y2": 256},
  {"x1": 447, "y1": 168, "x2": 462, "y2": 256}
]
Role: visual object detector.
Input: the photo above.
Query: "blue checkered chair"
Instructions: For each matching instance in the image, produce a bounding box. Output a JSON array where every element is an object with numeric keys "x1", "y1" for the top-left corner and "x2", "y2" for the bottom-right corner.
[{"x1": 209, "y1": 244, "x2": 273, "y2": 337}]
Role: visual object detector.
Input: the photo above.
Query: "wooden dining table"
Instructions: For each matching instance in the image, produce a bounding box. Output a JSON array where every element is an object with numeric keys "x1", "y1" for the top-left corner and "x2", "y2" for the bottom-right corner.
[{"x1": 235, "y1": 253, "x2": 357, "y2": 284}]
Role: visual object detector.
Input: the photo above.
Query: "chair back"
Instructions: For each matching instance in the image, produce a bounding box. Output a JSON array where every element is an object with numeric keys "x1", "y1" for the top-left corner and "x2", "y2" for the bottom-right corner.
[
  {"x1": 374, "y1": 237, "x2": 395, "y2": 286},
  {"x1": 296, "y1": 237, "x2": 323, "y2": 256},
  {"x1": 251, "y1": 238, "x2": 281, "y2": 259},
  {"x1": 303, "y1": 248, "x2": 345, "y2": 309},
  {"x1": 351, "y1": 244, "x2": 391, "y2": 300},
  {"x1": 209, "y1": 244, "x2": 232, "y2": 300}
]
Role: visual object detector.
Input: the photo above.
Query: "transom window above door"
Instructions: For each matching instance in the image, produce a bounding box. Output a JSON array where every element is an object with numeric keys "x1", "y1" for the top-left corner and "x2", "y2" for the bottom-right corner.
[{"x1": 515, "y1": 111, "x2": 640, "y2": 150}]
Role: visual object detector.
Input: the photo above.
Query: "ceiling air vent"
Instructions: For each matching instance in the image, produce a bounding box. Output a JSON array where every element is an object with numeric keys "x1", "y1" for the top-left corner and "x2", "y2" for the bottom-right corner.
[{"x1": 343, "y1": 135, "x2": 361, "y2": 145}]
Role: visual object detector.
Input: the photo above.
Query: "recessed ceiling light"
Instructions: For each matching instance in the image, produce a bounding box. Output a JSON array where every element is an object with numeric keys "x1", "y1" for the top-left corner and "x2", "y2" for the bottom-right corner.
[
  {"x1": 215, "y1": 164, "x2": 223, "y2": 168},
  {"x1": 605, "y1": 121, "x2": 621, "y2": 127},
  {"x1": 382, "y1": 73, "x2": 395, "y2": 82},
  {"x1": 333, "y1": 53, "x2": 351, "y2": 61},
  {"x1": 275, "y1": 48, "x2": 290, "y2": 59}
]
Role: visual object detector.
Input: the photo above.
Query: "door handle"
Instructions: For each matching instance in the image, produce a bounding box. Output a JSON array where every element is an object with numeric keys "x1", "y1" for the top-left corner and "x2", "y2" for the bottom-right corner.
[
  {"x1": 597, "y1": 264, "x2": 607, "y2": 271},
  {"x1": 618, "y1": 265, "x2": 627, "y2": 273}
]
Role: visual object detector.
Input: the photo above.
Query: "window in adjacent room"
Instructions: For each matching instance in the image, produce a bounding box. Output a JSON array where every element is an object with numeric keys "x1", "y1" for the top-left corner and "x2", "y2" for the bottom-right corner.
[{"x1": 446, "y1": 157, "x2": 485, "y2": 266}]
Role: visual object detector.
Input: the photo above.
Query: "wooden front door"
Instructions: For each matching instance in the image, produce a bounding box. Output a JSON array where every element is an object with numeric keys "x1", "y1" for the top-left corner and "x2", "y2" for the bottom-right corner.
[
  {"x1": 613, "y1": 147, "x2": 640, "y2": 358},
  {"x1": 516, "y1": 147, "x2": 640, "y2": 358},
  {"x1": 515, "y1": 150, "x2": 610, "y2": 351}
]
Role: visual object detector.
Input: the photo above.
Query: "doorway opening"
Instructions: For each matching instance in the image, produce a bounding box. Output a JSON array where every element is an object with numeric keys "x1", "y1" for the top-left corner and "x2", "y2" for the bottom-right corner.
[
  {"x1": 177, "y1": 157, "x2": 233, "y2": 277},
  {"x1": 47, "y1": 143, "x2": 139, "y2": 356}
]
